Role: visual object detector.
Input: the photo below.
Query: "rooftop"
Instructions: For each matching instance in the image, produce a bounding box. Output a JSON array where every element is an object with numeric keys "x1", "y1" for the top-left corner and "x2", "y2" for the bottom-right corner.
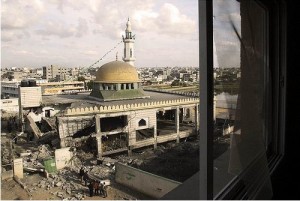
[{"x1": 42, "y1": 91, "x2": 195, "y2": 107}]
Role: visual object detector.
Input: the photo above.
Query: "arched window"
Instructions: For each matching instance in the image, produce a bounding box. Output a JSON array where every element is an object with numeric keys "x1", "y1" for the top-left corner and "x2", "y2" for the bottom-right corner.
[{"x1": 138, "y1": 119, "x2": 146, "y2": 127}]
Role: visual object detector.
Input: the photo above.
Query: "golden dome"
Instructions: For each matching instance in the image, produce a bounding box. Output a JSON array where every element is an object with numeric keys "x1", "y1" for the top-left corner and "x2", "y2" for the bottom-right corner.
[{"x1": 95, "y1": 61, "x2": 140, "y2": 83}]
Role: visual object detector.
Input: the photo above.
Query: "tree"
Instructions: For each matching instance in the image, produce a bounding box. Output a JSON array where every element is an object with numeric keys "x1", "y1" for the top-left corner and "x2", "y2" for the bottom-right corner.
[
  {"x1": 87, "y1": 80, "x2": 94, "y2": 90},
  {"x1": 171, "y1": 80, "x2": 180, "y2": 86},
  {"x1": 77, "y1": 76, "x2": 85, "y2": 81}
]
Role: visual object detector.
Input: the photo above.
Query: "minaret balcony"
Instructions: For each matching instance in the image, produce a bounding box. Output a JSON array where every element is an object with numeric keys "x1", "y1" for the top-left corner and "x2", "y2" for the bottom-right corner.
[{"x1": 124, "y1": 38, "x2": 135, "y2": 42}]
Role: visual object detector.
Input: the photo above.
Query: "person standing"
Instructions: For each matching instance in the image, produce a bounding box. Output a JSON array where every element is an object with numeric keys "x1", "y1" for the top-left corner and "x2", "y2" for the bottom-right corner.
[
  {"x1": 79, "y1": 167, "x2": 84, "y2": 183},
  {"x1": 94, "y1": 180, "x2": 99, "y2": 195},
  {"x1": 101, "y1": 182, "x2": 107, "y2": 198},
  {"x1": 99, "y1": 182, "x2": 104, "y2": 197},
  {"x1": 88, "y1": 181, "x2": 94, "y2": 197},
  {"x1": 83, "y1": 171, "x2": 89, "y2": 186}
]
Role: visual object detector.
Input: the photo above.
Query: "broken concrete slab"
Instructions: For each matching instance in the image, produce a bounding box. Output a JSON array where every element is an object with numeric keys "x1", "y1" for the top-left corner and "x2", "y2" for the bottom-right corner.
[
  {"x1": 23, "y1": 167, "x2": 44, "y2": 173},
  {"x1": 55, "y1": 147, "x2": 73, "y2": 170}
]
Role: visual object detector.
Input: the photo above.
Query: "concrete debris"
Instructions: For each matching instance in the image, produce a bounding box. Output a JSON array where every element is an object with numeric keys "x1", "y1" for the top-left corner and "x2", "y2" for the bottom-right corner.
[
  {"x1": 20, "y1": 152, "x2": 31, "y2": 157},
  {"x1": 14, "y1": 176, "x2": 27, "y2": 189},
  {"x1": 89, "y1": 165, "x2": 114, "y2": 180},
  {"x1": 132, "y1": 159, "x2": 143, "y2": 166},
  {"x1": 23, "y1": 167, "x2": 44, "y2": 173},
  {"x1": 74, "y1": 193, "x2": 84, "y2": 200},
  {"x1": 98, "y1": 157, "x2": 118, "y2": 164},
  {"x1": 57, "y1": 191, "x2": 64, "y2": 199},
  {"x1": 55, "y1": 181, "x2": 62, "y2": 187},
  {"x1": 37, "y1": 131, "x2": 57, "y2": 145},
  {"x1": 66, "y1": 187, "x2": 72, "y2": 195}
]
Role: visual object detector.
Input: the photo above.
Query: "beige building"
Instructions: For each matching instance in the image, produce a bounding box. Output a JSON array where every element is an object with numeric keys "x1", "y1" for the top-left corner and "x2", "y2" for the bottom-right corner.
[
  {"x1": 42, "y1": 65, "x2": 71, "y2": 80},
  {"x1": 38, "y1": 81, "x2": 85, "y2": 95}
]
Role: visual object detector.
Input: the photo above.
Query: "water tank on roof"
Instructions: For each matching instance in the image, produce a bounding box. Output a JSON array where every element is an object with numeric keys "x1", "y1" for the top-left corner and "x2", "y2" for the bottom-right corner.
[
  {"x1": 21, "y1": 80, "x2": 29, "y2": 87},
  {"x1": 28, "y1": 80, "x2": 37, "y2": 87}
]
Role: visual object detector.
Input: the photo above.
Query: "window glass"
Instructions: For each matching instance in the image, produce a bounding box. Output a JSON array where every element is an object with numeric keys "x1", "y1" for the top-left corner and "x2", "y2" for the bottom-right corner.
[{"x1": 213, "y1": 0, "x2": 272, "y2": 197}]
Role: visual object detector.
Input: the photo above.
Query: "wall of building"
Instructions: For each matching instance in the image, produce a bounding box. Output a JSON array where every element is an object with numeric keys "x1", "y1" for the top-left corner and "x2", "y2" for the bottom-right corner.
[
  {"x1": 19, "y1": 87, "x2": 42, "y2": 108},
  {"x1": 1, "y1": 81, "x2": 20, "y2": 98},
  {"x1": 0, "y1": 98, "x2": 19, "y2": 113},
  {"x1": 115, "y1": 162, "x2": 181, "y2": 199}
]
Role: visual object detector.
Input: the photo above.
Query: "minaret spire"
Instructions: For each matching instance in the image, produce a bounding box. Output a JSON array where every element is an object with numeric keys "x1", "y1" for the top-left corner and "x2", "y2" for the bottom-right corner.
[{"x1": 122, "y1": 18, "x2": 136, "y2": 66}]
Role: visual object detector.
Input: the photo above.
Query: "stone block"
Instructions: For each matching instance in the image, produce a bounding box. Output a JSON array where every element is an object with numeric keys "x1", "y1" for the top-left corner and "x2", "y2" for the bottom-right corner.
[{"x1": 13, "y1": 158, "x2": 24, "y2": 179}]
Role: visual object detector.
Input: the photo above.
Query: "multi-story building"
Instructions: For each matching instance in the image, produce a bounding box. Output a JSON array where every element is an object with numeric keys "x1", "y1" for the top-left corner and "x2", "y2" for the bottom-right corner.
[
  {"x1": 1, "y1": 81, "x2": 20, "y2": 98},
  {"x1": 38, "y1": 81, "x2": 85, "y2": 95},
  {"x1": 42, "y1": 65, "x2": 71, "y2": 81}
]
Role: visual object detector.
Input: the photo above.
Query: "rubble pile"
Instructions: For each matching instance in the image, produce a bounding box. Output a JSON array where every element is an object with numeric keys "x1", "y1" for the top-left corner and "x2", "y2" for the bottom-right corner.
[
  {"x1": 37, "y1": 131, "x2": 59, "y2": 147},
  {"x1": 27, "y1": 171, "x2": 87, "y2": 200},
  {"x1": 103, "y1": 138, "x2": 127, "y2": 152},
  {"x1": 21, "y1": 145, "x2": 53, "y2": 171},
  {"x1": 89, "y1": 164, "x2": 115, "y2": 180},
  {"x1": 1, "y1": 141, "x2": 11, "y2": 166}
]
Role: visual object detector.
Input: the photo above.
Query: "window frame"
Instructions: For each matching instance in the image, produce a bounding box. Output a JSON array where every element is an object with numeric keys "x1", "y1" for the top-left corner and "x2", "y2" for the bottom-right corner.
[{"x1": 199, "y1": 0, "x2": 287, "y2": 199}]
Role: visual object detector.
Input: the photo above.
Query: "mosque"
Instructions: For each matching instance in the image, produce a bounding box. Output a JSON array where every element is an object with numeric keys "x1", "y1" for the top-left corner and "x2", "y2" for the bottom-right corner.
[{"x1": 49, "y1": 19, "x2": 199, "y2": 157}]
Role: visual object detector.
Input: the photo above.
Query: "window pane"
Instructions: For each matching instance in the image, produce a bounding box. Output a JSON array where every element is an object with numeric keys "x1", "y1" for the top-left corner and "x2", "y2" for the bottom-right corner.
[{"x1": 213, "y1": 0, "x2": 272, "y2": 197}]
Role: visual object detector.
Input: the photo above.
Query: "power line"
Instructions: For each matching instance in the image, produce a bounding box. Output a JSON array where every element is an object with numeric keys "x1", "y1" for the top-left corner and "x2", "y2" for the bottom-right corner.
[{"x1": 87, "y1": 40, "x2": 123, "y2": 69}]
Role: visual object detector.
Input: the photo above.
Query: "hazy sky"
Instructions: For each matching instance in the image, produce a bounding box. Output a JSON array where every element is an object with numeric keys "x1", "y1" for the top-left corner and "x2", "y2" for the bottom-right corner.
[{"x1": 1, "y1": 0, "x2": 240, "y2": 69}]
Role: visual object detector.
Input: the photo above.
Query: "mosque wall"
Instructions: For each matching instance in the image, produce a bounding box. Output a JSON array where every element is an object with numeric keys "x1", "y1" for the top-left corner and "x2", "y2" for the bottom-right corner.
[
  {"x1": 57, "y1": 103, "x2": 199, "y2": 156},
  {"x1": 126, "y1": 109, "x2": 157, "y2": 146},
  {"x1": 64, "y1": 98, "x2": 198, "y2": 116}
]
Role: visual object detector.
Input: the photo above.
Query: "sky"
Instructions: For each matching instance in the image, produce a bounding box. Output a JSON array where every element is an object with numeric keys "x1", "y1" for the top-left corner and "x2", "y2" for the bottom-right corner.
[{"x1": 1, "y1": 0, "x2": 240, "y2": 69}]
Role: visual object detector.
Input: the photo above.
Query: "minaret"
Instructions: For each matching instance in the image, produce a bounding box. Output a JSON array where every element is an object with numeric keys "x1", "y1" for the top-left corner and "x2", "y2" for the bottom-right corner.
[{"x1": 122, "y1": 18, "x2": 136, "y2": 66}]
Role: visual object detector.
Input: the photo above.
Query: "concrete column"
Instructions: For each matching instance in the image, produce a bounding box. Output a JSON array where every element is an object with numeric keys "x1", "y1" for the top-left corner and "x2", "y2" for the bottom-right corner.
[
  {"x1": 127, "y1": 130, "x2": 133, "y2": 156},
  {"x1": 123, "y1": 84, "x2": 126, "y2": 90},
  {"x1": 154, "y1": 125, "x2": 157, "y2": 149},
  {"x1": 105, "y1": 85, "x2": 109, "y2": 90},
  {"x1": 96, "y1": 136, "x2": 102, "y2": 158},
  {"x1": 175, "y1": 107, "x2": 180, "y2": 143},
  {"x1": 128, "y1": 83, "x2": 131, "y2": 89},
  {"x1": 95, "y1": 115, "x2": 102, "y2": 157},
  {"x1": 60, "y1": 138, "x2": 66, "y2": 148},
  {"x1": 195, "y1": 104, "x2": 199, "y2": 132},
  {"x1": 128, "y1": 147, "x2": 132, "y2": 156}
]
